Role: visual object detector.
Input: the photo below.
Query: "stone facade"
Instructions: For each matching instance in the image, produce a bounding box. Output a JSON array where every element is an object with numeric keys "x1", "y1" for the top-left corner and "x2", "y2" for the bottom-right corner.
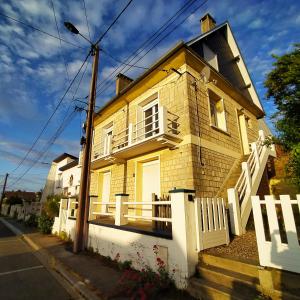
[{"x1": 90, "y1": 47, "x2": 264, "y2": 213}]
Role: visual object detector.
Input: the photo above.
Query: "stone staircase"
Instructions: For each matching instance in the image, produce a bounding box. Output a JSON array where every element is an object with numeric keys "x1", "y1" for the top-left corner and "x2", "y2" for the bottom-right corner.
[
  {"x1": 188, "y1": 253, "x2": 261, "y2": 300},
  {"x1": 187, "y1": 253, "x2": 300, "y2": 300}
]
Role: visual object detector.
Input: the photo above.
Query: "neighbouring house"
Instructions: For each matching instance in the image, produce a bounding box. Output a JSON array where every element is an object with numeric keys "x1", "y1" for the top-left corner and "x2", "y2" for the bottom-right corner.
[
  {"x1": 53, "y1": 14, "x2": 300, "y2": 297},
  {"x1": 41, "y1": 152, "x2": 81, "y2": 202},
  {"x1": 4, "y1": 190, "x2": 37, "y2": 202},
  {"x1": 1, "y1": 190, "x2": 43, "y2": 220}
]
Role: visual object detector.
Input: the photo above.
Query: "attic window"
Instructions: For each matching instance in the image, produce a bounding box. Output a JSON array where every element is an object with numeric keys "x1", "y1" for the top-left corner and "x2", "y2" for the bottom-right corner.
[{"x1": 203, "y1": 43, "x2": 219, "y2": 71}]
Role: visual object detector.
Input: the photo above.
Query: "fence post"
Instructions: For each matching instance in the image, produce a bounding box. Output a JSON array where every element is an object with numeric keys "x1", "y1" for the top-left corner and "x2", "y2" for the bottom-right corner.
[
  {"x1": 227, "y1": 188, "x2": 242, "y2": 235},
  {"x1": 115, "y1": 194, "x2": 129, "y2": 226},
  {"x1": 170, "y1": 188, "x2": 197, "y2": 280},
  {"x1": 258, "y1": 130, "x2": 265, "y2": 141}
]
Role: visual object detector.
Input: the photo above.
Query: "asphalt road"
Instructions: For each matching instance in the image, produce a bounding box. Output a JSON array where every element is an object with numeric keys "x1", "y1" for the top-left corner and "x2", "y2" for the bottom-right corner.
[{"x1": 0, "y1": 221, "x2": 74, "y2": 300}]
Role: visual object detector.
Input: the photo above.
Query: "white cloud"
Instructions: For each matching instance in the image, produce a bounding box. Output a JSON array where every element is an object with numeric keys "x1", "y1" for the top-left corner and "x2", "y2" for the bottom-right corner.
[{"x1": 248, "y1": 18, "x2": 263, "y2": 29}]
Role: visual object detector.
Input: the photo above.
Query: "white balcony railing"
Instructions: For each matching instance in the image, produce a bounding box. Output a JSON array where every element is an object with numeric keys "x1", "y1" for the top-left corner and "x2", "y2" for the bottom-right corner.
[{"x1": 92, "y1": 106, "x2": 180, "y2": 162}]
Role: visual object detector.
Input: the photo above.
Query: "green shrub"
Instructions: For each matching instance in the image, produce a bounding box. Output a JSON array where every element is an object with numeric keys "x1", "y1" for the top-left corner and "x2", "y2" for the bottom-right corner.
[
  {"x1": 13, "y1": 210, "x2": 18, "y2": 219},
  {"x1": 118, "y1": 260, "x2": 132, "y2": 271},
  {"x1": 59, "y1": 231, "x2": 69, "y2": 241},
  {"x1": 44, "y1": 194, "x2": 61, "y2": 218},
  {"x1": 5, "y1": 196, "x2": 23, "y2": 205},
  {"x1": 38, "y1": 214, "x2": 54, "y2": 234},
  {"x1": 24, "y1": 214, "x2": 38, "y2": 227}
]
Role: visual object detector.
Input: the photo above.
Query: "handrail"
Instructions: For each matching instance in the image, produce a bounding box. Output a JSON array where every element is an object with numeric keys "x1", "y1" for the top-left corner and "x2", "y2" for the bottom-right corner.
[
  {"x1": 92, "y1": 212, "x2": 114, "y2": 216},
  {"x1": 123, "y1": 214, "x2": 172, "y2": 222},
  {"x1": 123, "y1": 201, "x2": 171, "y2": 205},
  {"x1": 92, "y1": 201, "x2": 116, "y2": 205}
]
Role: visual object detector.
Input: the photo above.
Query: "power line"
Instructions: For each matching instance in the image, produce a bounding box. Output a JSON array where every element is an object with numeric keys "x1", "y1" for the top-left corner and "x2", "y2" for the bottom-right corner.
[
  {"x1": 82, "y1": 0, "x2": 91, "y2": 42},
  {"x1": 95, "y1": 0, "x2": 134, "y2": 45},
  {"x1": 50, "y1": 0, "x2": 70, "y2": 81},
  {"x1": 101, "y1": 48, "x2": 169, "y2": 72},
  {"x1": 10, "y1": 50, "x2": 91, "y2": 175},
  {"x1": 116, "y1": 0, "x2": 209, "y2": 78},
  {"x1": 94, "y1": 0, "x2": 199, "y2": 95},
  {"x1": 8, "y1": 55, "x2": 91, "y2": 189},
  {"x1": 0, "y1": 12, "x2": 84, "y2": 50}
]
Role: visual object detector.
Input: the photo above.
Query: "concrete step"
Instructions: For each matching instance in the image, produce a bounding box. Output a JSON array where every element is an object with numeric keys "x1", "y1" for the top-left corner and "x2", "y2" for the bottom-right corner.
[
  {"x1": 187, "y1": 277, "x2": 260, "y2": 300},
  {"x1": 199, "y1": 253, "x2": 259, "y2": 278},
  {"x1": 197, "y1": 263, "x2": 260, "y2": 292}
]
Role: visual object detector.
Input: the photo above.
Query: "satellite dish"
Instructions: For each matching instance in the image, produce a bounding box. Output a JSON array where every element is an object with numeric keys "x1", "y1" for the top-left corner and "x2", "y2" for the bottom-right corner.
[{"x1": 200, "y1": 66, "x2": 211, "y2": 83}]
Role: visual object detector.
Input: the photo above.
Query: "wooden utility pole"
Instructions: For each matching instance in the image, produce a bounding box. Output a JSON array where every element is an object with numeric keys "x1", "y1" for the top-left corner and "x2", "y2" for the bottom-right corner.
[
  {"x1": 73, "y1": 45, "x2": 99, "y2": 253},
  {"x1": 0, "y1": 173, "x2": 9, "y2": 214}
]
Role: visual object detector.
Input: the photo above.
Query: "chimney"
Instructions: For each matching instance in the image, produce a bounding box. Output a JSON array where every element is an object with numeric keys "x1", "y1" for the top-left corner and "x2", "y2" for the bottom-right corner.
[
  {"x1": 200, "y1": 13, "x2": 216, "y2": 34},
  {"x1": 116, "y1": 73, "x2": 133, "y2": 95}
]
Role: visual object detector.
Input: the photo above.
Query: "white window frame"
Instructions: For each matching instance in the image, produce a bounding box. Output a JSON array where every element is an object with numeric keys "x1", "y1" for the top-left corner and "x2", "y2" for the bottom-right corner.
[
  {"x1": 208, "y1": 90, "x2": 227, "y2": 132},
  {"x1": 142, "y1": 100, "x2": 159, "y2": 138},
  {"x1": 102, "y1": 123, "x2": 113, "y2": 156}
]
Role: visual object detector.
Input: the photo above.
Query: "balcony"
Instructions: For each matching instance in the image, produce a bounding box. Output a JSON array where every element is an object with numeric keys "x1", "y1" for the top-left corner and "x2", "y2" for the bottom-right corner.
[{"x1": 91, "y1": 106, "x2": 181, "y2": 169}]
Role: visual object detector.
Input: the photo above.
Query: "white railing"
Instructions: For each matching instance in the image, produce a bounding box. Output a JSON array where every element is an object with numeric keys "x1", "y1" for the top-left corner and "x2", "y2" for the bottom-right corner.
[
  {"x1": 252, "y1": 195, "x2": 300, "y2": 274},
  {"x1": 89, "y1": 194, "x2": 172, "y2": 227},
  {"x1": 93, "y1": 106, "x2": 180, "y2": 158},
  {"x1": 228, "y1": 130, "x2": 276, "y2": 235},
  {"x1": 194, "y1": 198, "x2": 229, "y2": 251}
]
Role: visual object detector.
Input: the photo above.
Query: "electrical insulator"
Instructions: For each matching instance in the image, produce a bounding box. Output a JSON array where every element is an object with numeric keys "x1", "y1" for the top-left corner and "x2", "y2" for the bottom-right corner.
[{"x1": 80, "y1": 136, "x2": 86, "y2": 145}]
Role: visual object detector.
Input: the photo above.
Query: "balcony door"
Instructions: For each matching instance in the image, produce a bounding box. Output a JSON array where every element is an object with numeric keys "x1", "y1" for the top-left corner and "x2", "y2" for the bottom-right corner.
[
  {"x1": 143, "y1": 102, "x2": 159, "y2": 138},
  {"x1": 103, "y1": 125, "x2": 113, "y2": 156}
]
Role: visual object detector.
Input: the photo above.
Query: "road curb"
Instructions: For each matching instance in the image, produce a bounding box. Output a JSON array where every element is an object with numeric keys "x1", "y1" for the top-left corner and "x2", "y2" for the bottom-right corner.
[{"x1": 0, "y1": 218, "x2": 103, "y2": 300}]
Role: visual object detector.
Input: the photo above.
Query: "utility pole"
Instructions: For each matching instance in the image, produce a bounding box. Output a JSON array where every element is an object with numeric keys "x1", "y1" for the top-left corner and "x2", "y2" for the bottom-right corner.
[
  {"x1": 0, "y1": 173, "x2": 9, "y2": 214},
  {"x1": 73, "y1": 45, "x2": 99, "y2": 253}
]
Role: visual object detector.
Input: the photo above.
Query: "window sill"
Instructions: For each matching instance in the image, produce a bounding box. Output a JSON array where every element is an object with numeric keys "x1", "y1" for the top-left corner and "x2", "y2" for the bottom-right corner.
[{"x1": 210, "y1": 124, "x2": 231, "y2": 136}]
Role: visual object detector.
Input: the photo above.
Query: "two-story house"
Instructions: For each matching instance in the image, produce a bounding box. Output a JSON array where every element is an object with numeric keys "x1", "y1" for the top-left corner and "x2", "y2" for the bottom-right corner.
[
  {"x1": 88, "y1": 14, "x2": 271, "y2": 227},
  {"x1": 53, "y1": 14, "x2": 279, "y2": 290},
  {"x1": 41, "y1": 152, "x2": 81, "y2": 202}
]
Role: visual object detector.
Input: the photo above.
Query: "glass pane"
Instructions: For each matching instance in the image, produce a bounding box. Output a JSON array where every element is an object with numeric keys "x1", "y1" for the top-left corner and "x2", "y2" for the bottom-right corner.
[{"x1": 144, "y1": 107, "x2": 153, "y2": 137}]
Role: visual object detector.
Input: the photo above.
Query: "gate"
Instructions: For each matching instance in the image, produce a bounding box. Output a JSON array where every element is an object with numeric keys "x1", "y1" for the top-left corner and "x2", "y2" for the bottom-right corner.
[{"x1": 194, "y1": 197, "x2": 229, "y2": 251}]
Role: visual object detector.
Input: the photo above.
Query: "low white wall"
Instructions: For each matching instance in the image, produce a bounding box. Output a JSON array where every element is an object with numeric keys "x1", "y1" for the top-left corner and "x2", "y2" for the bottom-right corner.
[
  {"x1": 88, "y1": 224, "x2": 188, "y2": 288},
  {"x1": 65, "y1": 218, "x2": 76, "y2": 240},
  {"x1": 0, "y1": 204, "x2": 10, "y2": 216},
  {"x1": 52, "y1": 217, "x2": 60, "y2": 234}
]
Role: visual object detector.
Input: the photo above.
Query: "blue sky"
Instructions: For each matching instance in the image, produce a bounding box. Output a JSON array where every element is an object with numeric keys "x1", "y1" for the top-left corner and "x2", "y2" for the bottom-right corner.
[{"x1": 0, "y1": 0, "x2": 299, "y2": 191}]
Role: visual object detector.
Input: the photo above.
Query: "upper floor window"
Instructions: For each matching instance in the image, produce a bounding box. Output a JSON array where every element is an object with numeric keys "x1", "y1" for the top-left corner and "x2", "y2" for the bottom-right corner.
[
  {"x1": 57, "y1": 173, "x2": 62, "y2": 188},
  {"x1": 143, "y1": 101, "x2": 159, "y2": 138},
  {"x1": 69, "y1": 175, "x2": 74, "y2": 187},
  {"x1": 203, "y1": 43, "x2": 219, "y2": 71},
  {"x1": 209, "y1": 90, "x2": 227, "y2": 132},
  {"x1": 103, "y1": 124, "x2": 113, "y2": 156}
]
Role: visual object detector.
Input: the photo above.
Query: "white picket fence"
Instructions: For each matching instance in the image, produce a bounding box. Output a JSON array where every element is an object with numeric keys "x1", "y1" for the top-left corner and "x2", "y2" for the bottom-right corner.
[
  {"x1": 252, "y1": 195, "x2": 300, "y2": 274},
  {"x1": 194, "y1": 198, "x2": 229, "y2": 251}
]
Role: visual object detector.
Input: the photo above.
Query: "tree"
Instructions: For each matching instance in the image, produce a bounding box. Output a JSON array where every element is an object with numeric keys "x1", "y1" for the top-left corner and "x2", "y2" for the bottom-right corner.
[{"x1": 265, "y1": 44, "x2": 300, "y2": 188}]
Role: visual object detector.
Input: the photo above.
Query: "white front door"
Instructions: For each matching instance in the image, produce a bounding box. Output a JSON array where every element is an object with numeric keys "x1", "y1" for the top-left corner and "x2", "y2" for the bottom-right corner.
[
  {"x1": 101, "y1": 172, "x2": 111, "y2": 213},
  {"x1": 142, "y1": 160, "x2": 160, "y2": 216}
]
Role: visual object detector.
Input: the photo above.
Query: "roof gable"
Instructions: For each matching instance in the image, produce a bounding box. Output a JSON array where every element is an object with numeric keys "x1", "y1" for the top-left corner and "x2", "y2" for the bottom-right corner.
[{"x1": 187, "y1": 22, "x2": 263, "y2": 111}]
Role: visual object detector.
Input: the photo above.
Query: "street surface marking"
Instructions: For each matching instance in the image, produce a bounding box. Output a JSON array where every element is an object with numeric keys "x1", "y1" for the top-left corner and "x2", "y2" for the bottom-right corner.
[{"x1": 0, "y1": 265, "x2": 44, "y2": 276}]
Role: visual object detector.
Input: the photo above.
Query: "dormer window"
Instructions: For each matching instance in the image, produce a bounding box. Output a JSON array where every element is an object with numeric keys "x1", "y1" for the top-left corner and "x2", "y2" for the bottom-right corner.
[{"x1": 203, "y1": 43, "x2": 219, "y2": 71}]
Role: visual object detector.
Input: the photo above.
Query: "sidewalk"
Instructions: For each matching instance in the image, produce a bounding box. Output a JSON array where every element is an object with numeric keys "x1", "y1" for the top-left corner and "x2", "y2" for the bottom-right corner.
[{"x1": 1, "y1": 218, "x2": 194, "y2": 300}]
